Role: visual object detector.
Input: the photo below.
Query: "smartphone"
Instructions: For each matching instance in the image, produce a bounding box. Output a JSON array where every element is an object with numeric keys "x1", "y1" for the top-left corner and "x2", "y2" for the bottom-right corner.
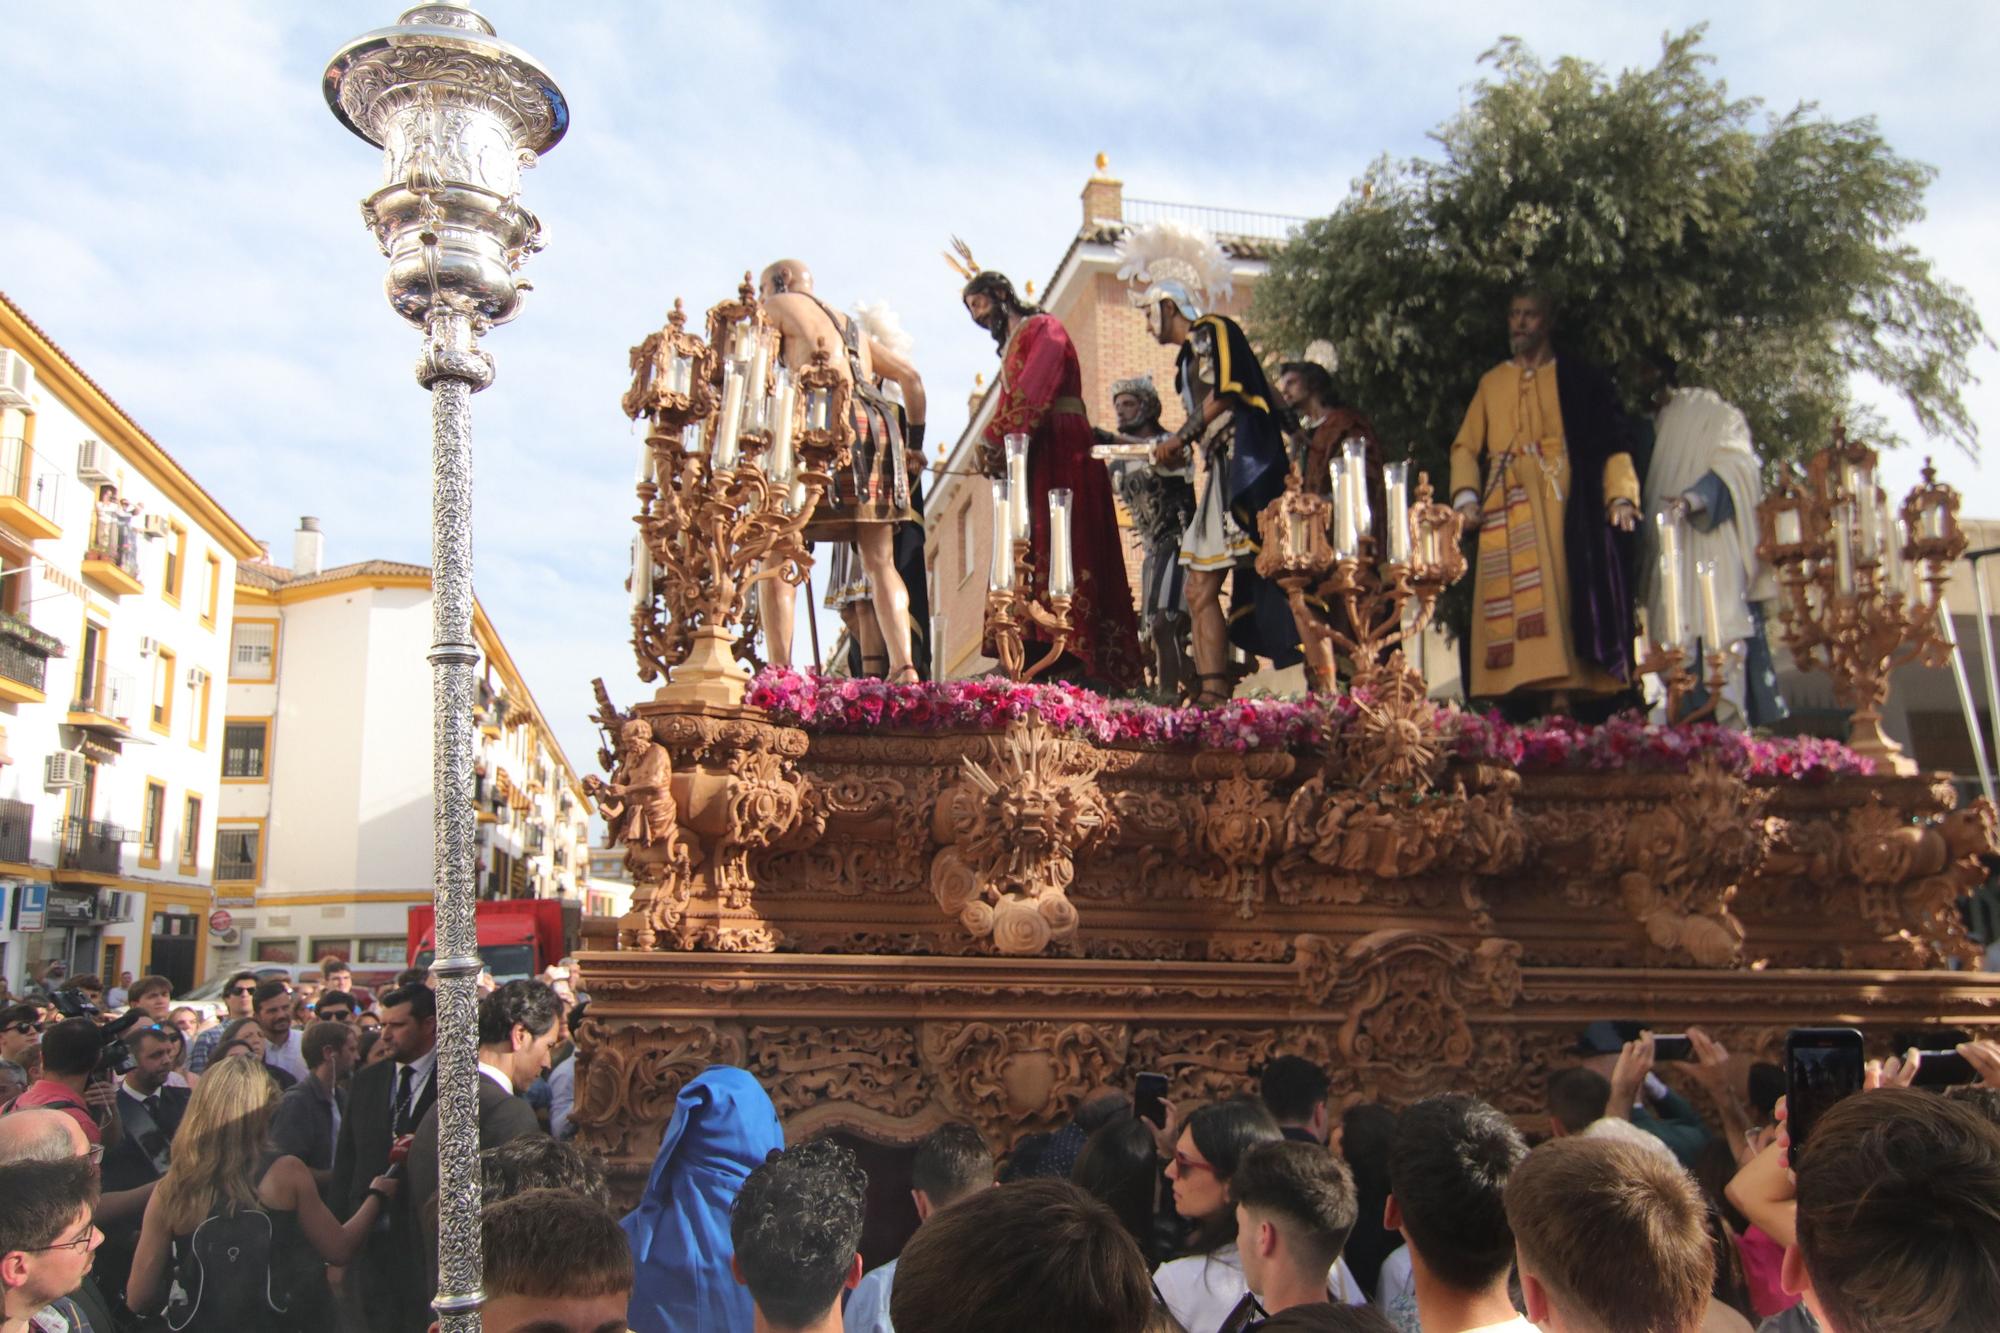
[
  {"x1": 1911, "y1": 1049, "x2": 1979, "y2": 1087},
  {"x1": 1785, "y1": 1027, "x2": 1865, "y2": 1155},
  {"x1": 1651, "y1": 1034, "x2": 1694, "y2": 1062},
  {"x1": 1134, "y1": 1072, "x2": 1170, "y2": 1131}
]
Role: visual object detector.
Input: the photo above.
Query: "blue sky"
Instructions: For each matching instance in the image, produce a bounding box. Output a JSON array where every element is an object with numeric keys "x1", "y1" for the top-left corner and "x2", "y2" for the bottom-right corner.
[{"x1": 4, "y1": 1, "x2": 1996, "y2": 776}]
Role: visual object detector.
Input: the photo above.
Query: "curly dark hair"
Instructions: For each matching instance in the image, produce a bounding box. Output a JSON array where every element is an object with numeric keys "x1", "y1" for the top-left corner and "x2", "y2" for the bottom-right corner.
[
  {"x1": 962, "y1": 271, "x2": 1039, "y2": 351},
  {"x1": 476, "y1": 979, "x2": 561, "y2": 1045},
  {"x1": 481, "y1": 1135, "x2": 609, "y2": 1207},
  {"x1": 731, "y1": 1137, "x2": 868, "y2": 1327}
]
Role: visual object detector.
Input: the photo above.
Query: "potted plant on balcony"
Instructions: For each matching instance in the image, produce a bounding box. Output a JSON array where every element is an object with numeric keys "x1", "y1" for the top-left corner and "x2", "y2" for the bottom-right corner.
[{"x1": 0, "y1": 610, "x2": 64, "y2": 658}]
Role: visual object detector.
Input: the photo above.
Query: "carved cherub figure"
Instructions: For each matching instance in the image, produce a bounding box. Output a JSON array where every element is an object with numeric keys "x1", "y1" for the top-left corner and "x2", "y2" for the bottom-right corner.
[{"x1": 586, "y1": 719, "x2": 677, "y2": 848}]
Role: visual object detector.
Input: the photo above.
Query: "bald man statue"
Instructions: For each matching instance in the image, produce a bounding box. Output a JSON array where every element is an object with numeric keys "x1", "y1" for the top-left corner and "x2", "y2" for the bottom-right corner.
[{"x1": 756, "y1": 259, "x2": 927, "y2": 678}]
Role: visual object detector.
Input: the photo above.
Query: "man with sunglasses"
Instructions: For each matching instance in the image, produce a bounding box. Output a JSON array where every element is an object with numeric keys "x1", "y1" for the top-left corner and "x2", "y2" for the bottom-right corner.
[
  {"x1": 96, "y1": 1028, "x2": 187, "y2": 1322},
  {"x1": 0, "y1": 1155, "x2": 101, "y2": 1333},
  {"x1": 0, "y1": 1006, "x2": 38, "y2": 1098},
  {"x1": 185, "y1": 971, "x2": 259, "y2": 1074}
]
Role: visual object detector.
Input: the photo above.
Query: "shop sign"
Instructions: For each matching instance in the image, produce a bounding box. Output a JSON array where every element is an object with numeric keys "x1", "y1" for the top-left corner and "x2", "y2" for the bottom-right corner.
[{"x1": 10, "y1": 884, "x2": 47, "y2": 932}]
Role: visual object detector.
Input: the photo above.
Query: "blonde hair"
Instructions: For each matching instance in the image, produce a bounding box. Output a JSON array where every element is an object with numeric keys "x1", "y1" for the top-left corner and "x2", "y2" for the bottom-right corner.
[{"x1": 152, "y1": 1055, "x2": 282, "y2": 1235}]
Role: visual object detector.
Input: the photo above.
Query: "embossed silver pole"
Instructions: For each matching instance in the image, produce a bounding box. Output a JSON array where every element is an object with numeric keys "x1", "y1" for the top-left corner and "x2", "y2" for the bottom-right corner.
[{"x1": 323, "y1": 5, "x2": 565, "y2": 1328}]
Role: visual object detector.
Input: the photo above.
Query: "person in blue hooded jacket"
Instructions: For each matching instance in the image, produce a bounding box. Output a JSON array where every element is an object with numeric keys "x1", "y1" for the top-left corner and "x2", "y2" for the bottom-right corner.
[{"x1": 622, "y1": 1064, "x2": 786, "y2": 1333}]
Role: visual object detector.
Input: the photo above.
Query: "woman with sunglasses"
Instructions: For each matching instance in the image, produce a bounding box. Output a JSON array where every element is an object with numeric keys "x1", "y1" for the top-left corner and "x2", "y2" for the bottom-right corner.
[
  {"x1": 125, "y1": 1057, "x2": 399, "y2": 1332},
  {"x1": 1155, "y1": 1100, "x2": 1367, "y2": 1331}
]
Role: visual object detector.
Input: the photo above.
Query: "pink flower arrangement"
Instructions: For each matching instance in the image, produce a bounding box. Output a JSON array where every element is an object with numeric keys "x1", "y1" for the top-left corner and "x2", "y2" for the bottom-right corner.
[{"x1": 746, "y1": 668, "x2": 1872, "y2": 780}]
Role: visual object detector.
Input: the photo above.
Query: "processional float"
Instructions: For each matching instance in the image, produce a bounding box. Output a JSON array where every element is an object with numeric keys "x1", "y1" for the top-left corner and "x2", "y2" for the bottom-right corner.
[{"x1": 574, "y1": 266, "x2": 1999, "y2": 1203}]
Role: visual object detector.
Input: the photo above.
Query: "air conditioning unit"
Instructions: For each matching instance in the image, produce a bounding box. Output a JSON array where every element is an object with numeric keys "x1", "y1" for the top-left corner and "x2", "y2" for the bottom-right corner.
[
  {"x1": 141, "y1": 513, "x2": 173, "y2": 538},
  {"x1": 211, "y1": 925, "x2": 241, "y2": 947},
  {"x1": 137, "y1": 637, "x2": 159, "y2": 658},
  {"x1": 45, "y1": 749, "x2": 86, "y2": 789},
  {"x1": 76, "y1": 439, "x2": 114, "y2": 485},
  {"x1": 101, "y1": 892, "x2": 136, "y2": 924},
  {"x1": 186, "y1": 666, "x2": 209, "y2": 688},
  {"x1": 0, "y1": 350, "x2": 33, "y2": 411}
]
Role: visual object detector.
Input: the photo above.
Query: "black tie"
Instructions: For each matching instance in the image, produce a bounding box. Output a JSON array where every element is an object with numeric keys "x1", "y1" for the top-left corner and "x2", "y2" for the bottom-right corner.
[
  {"x1": 143, "y1": 1094, "x2": 161, "y2": 1118},
  {"x1": 393, "y1": 1065, "x2": 415, "y2": 1136}
]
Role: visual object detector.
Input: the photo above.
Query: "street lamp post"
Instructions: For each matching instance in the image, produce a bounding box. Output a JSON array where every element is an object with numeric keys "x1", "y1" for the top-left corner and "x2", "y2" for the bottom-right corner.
[{"x1": 323, "y1": 5, "x2": 566, "y2": 1328}]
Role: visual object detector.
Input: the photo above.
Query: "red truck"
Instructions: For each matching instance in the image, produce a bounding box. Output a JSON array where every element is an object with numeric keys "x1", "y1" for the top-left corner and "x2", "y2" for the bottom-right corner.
[{"x1": 407, "y1": 899, "x2": 578, "y2": 983}]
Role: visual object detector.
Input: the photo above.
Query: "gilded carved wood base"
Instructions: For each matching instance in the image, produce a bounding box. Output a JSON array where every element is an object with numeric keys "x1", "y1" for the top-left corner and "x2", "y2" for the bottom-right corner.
[
  {"x1": 570, "y1": 941, "x2": 2000, "y2": 1198},
  {"x1": 572, "y1": 694, "x2": 2000, "y2": 1196}
]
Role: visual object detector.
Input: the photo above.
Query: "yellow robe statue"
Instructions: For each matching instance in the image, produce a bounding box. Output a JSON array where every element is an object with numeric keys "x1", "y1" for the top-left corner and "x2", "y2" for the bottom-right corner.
[{"x1": 1450, "y1": 360, "x2": 1639, "y2": 699}]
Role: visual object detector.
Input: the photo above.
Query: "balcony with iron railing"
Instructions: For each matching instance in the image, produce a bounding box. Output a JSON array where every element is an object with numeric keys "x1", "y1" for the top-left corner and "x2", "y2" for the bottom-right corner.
[
  {"x1": 67, "y1": 661, "x2": 135, "y2": 733},
  {"x1": 0, "y1": 798, "x2": 32, "y2": 865},
  {"x1": 0, "y1": 611, "x2": 61, "y2": 705},
  {"x1": 82, "y1": 512, "x2": 142, "y2": 596},
  {"x1": 0, "y1": 437, "x2": 64, "y2": 541},
  {"x1": 57, "y1": 816, "x2": 125, "y2": 878}
]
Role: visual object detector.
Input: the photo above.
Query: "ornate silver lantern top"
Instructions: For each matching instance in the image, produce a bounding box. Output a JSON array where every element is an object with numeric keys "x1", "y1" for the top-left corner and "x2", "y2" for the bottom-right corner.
[{"x1": 323, "y1": 1, "x2": 568, "y2": 330}]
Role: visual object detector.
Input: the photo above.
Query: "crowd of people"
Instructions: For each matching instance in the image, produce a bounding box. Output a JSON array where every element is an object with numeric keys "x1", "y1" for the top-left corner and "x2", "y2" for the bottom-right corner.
[{"x1": 7, "y1": 964, "x2": 2000, "y2": 1333}]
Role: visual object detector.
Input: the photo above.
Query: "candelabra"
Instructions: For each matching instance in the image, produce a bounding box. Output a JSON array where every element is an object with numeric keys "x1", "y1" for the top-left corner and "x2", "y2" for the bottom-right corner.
[
  {"x1": 324, "y1": 2, "x2": 565, "y2": 1326},
  {"x1": 1256, "y1": 449, "x2": 1468, "y2": 693},
  {"x1": 984, "y1": 434, "x2": 1075, "y2": 681},
  {"x1": 1637, "y1": 505, "x2": 1731, "y2": 724},
  {"x1": 624, "y1": 277, "x2": 852, "y2": 707},
  {"x1": 1756, "y1": 424, "x2": 1965, "y2": 773}
]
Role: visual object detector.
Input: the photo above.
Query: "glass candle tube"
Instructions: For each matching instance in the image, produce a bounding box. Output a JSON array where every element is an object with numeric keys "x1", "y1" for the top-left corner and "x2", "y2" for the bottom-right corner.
[
  {"x1": 1005, "y1": 434, "x2": 1031, "y2": 542},
  {"x1": 1832, "y1": 501, "x2": 1856, "y2": 595},
  {"x1": 635, "y1": 436, "x2": 655, "y2": 486},
  {"x1": 1332, "y1": 456, "x2": 1358, "y2": 559},
  {"x1": 990, "y1": 479, "x2": 1015, "y2": 591},
  {"x1": 1343, "y1": 439, "x2": 1372, "y2": 547},
  {"x1": 712, "y1": 366, "x2": 745, "y2": 471},
  {"x1": 1656, "y1": 509, "x2": 1686, "y2": 647},
  {"x1": 630, "y1": 536, "x2": 651, "y2": 612},
  {"x1": 1384, "y1": 461, "x2": 1411, "y2": 563},
  {"x1": 1048, "y1": 489, "x2": 1075, "y2": 596},
  {"x1": 768, "y1": 374, "x2": 796, "y2": 483},
  {"x1": 806, "y1": 389, "x2": 831, "y2": 433},
  {"x1": 1697, "y1": 558, "x2": 1724, "y2": 653},
  {"x1": 668, "y1": 353, "x2": 692, "y2": 396},
  {"x1": 1774, "y1": 507, "x2": 1802, "y2": 548}
]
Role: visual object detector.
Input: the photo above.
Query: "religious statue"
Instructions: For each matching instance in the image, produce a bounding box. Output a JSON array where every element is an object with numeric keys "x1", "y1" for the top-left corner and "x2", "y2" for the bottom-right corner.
[
  {"x1": 1276, "y1": 351, "x2": 1386, "y2": 686},
  {"x1": 827, "y1": 301, "x2": 932, "y2": 680},
  {"x1": 756, "y1": 259, "x2": 926, "y2": 682},
  {"x1": 1635, "y1": 351, "x2": 1787, "y2": 727},
  {"x1": 587, "y1": 718, "x2": 677, "y2": 847},
  {"x1": 1095, "y1": 374, "x2": 1194, "y2": 698},
  {"x1": 1118, "y1": 221, "x2": 1299, "y2": 704},
  {"x1": 951, "y1": 243, "x2": 1143, "y2": 690},
  {"x1": 1450, "y1": 287, "x2": 1641, "y2": 714}
]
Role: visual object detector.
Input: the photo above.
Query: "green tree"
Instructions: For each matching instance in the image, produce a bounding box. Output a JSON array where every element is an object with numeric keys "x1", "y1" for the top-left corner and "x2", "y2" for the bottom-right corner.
[{"x1": 1255, "y1": 27, "x2": 1987, "y2": 485}]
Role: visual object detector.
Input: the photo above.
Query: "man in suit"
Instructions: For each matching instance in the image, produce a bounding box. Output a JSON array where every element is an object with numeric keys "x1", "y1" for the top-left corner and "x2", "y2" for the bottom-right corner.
[
  {"x1": 408, "y1": 979, "x2": 555, "y2": 1325},
  {"x1": 332, "y1": 982, "x2": 438, "y2": 1333},
  {"x1": 99, "y1": 1023, "x2": 191, "y2": 1317}
]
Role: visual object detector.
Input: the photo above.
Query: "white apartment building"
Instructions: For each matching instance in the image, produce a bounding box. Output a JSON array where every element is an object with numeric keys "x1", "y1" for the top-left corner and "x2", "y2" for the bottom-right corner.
[
  {"x1": 0, "y1": 293, "x2": 262, "y2": 995},
  {"x1": 214, "y1": 523, "x2": 593, "y2": 983}
]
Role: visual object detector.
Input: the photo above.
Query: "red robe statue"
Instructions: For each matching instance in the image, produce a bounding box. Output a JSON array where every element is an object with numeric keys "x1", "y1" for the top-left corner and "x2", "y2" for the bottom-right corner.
[{"x1": 979, "y1": 314, "x2": 1144, "y2": 689}]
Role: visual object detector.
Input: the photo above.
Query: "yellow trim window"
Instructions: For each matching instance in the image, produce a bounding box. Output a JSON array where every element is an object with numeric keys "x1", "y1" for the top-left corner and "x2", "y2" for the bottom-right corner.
[
  {"x1": 163, "y1": 522, "x2": 187, "y2": 605},
  {"x1": 180, "y1": 794, "x2": 202, "y2": 871},
  {"x1": 228, "y1": 619, "x2": 277, "y2": 683},
  {"x1": 140, "y1": 779, "x2": 167, "y2": 868},
  {"x1": 222, "y1": 718, "x2": 269, "y2": 781},
  {"x1": 191, "y1": 671, "x2": 212, "y2": 750},
  {"x1": 150, "y1": 647, "x2": 176, "y2": 735},
  {"x1": 202, "y1": 552, "x2": 221, "y2": 627},
  {"x1": 214, "y1": 820, "x2": 264, "y2": 886}
]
